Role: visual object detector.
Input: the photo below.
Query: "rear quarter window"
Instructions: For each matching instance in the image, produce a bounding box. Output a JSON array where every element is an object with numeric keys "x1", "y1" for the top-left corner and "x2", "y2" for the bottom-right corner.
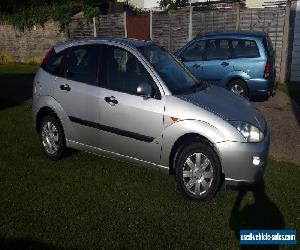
[
  {"x1": 263, "y1": 36, "x2": 274, "y2": 56},
  {"x1": 231, "y1": 39, "x2": 260, "y2": 59}
]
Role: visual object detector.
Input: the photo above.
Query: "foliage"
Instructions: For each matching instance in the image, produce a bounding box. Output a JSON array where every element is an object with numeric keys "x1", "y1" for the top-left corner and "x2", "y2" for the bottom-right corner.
[
  {"x1": 159, "y1": 0, "x2": 188, "y2": 10},
  {"x1": 0, "y1": 0, "x2": 111, "y2": 32},
  {"x1": 126, "y1": 4, "x2": 150, "y2": 15}
]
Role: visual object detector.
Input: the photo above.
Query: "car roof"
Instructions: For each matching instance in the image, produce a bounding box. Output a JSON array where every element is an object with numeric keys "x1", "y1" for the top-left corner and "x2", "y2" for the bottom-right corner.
[
  {"x1": 196, "y1": 31, "x2": 268, "y2": 39},
  {"x1": 54, "y1": 37, "x2": 154, "y2": 52}
]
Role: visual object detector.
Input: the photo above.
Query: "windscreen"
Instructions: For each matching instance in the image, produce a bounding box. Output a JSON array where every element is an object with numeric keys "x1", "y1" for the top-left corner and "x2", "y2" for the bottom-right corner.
[{"x1": 138, "y1": 45, "x2": 200, "y2": 94}]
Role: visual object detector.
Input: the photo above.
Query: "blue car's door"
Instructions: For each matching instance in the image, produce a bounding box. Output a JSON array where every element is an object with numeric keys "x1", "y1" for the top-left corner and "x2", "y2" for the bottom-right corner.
[
  {"x1": 201, "y1": 39, "x2": 234, "y2": 87},
  {"x1": 179, "y1": 40, "x2": 205, "y2": 80}
]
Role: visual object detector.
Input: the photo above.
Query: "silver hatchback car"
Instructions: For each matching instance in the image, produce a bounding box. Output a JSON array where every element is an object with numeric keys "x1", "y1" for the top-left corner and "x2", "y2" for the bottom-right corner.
[{"x1": 32, "y1": 38, "x2": 270, "y2": 201}]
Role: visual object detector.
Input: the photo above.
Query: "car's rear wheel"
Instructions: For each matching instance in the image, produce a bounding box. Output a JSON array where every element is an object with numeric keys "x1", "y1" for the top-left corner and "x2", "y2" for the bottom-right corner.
[
  {"x1": 175, "y1": 142, "x2": 221, "y2": 202},
  {"x1": 228, "y1": 79, "x2": 249, "y2": 98},
  {"x1": 39, "y1": 115, "x2": 66, "y2": 160}
]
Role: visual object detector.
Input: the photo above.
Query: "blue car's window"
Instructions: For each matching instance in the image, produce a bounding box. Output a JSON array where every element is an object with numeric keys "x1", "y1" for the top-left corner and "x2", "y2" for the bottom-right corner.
[
  {"x1": 231, "y1": 40, "x2": 260, "y2": 58},
  {"x1": 263, "y1": 36, "x2": 274, "y2": 57},
  {"x1": 206, "y1": 39, "x2": 231, "y2": 60},
  {"x1": 138, "y1": 45, "x2": 200, "y2": 94},
  {"x1": 181, "y1": 40, "x2": 206, "y2": 61}
]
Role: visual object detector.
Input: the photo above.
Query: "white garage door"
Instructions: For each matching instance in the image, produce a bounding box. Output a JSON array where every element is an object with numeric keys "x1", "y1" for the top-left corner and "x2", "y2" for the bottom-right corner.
[{"x1": 290, "y1": 0, "x2": 300, "y2": 82}]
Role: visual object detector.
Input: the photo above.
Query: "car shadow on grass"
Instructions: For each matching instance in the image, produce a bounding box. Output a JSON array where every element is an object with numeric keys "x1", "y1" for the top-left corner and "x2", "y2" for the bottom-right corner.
[
  {"x1": 0, "y1": 74, "x2": 34, "y2": 111},
  {"x1": 0, "y1": 235, "x2": 76, "y2": 250},
  {"x1": 229, "y1": 180, "x2": 284, "y2": 250}
]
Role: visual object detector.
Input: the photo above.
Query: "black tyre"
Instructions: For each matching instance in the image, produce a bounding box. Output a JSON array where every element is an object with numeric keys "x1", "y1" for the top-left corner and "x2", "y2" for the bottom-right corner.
[
  {"x1": 39, "y1": 115, "x2": 66, "y2": 160},
  {"x1": 175, "y1": 142, "x2": 221, "y2": 202},
  {"x1": 228, "y1": 79, "x2": 249, "y2": 98}
]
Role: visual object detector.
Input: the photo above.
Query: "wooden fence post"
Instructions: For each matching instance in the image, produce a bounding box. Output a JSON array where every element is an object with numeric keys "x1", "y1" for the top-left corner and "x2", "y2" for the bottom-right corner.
[
  {"x1": 236, "y1": 4, "x2": 240, "y2": 31},
  {"x1": 168, "y1": 11, "x2": 171, "y2": 51},
  {"x1": 188, "y1": 6, "x2": 193, "y2": 41},
  {"x1": 279, "y1": 1, "x2": 291, "y2": 83},
  {"x1": 93, "y1": 17, "x2": 97, "y2": 37},
  {"x1": 124, "y1": 11, "x2": 127, "y2": 38},
  {"x1": 150, "y1": 10, "x2": 153, "y2": 40}
]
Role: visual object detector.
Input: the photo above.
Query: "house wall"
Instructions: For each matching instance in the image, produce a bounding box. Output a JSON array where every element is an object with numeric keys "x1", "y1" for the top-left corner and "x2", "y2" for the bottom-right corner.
[{"x1": 246, "y1": 0, "x2": 264, "y2": 8}]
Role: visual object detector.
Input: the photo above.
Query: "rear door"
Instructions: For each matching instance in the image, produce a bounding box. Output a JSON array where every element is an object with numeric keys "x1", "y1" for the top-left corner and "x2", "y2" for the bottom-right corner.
[
  {"x1": 53, "y1": 44, "x2": 103, "y2": 147},
  {"x1": 201, "y1": 39, "x2": 234, "y2": 86},
  {"x1": 97, "y1": 44, "x2": 165, "y2": 164},
  {"x1": 180, "y1": 40, "x2": 205, "y2": 79},
  {"x1": 231, "y1": 39, "x2": 265, "y2": 79}
]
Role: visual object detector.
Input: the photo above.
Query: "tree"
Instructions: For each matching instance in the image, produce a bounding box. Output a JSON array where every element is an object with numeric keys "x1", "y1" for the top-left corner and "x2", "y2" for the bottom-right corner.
[{"x1": 158, "y1": 0, "x2": 188, "y2": 10}]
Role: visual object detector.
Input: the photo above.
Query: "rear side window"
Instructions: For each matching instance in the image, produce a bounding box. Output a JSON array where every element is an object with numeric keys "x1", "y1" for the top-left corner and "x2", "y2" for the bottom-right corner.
[
  {"x1": 232, "y1": 39, "x2": 260, "y2": 58},
  {"x1": 181, "y1": 40, "x2": 206, "y2": 61},
  {"x1": 42, "y1": 50, "x2": 66, "y2": 76},
  {"x1": 65, "y1": 45, "x2": 101, "y2": 85},
  {"x1": 206, "y1": 39, "x2": 231, "y2": 60}
]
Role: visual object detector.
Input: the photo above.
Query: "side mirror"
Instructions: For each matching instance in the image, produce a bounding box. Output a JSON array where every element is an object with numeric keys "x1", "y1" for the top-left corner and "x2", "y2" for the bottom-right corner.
[{"x1": 137, "y1": 82, "x2": 153, "y2": 98}]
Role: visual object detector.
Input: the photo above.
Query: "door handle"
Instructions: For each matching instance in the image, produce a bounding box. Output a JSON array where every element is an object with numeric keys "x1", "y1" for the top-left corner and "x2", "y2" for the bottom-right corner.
[
  {"x1": 60, "y1": 84, "x2": 71, "y2": 91},
  {"x1": 221, "y1": 62, "x2": 229, "y2": 67},
  {"x1": 193, "y1": 64, "x2": 200, "y2": 68},
  {"x1": 104, "y1": 96, "x2": 118, "y2": 105}
]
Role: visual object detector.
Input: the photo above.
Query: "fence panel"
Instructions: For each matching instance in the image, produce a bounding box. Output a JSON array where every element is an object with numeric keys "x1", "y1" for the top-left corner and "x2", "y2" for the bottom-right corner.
[{"x1": 97, "y1": 14, "x2": 124, "y2": 37}]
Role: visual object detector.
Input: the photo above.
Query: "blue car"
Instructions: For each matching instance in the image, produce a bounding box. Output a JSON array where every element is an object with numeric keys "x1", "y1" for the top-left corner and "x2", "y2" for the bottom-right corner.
[{"x1": 176, "y1": 32, "x2": 276, "y2": 99}]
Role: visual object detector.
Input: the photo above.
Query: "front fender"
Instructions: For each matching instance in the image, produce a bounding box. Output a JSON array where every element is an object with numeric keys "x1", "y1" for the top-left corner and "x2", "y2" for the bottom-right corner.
[{"x1": 160, "y1": 119, "x2": 227, "y2": 167}]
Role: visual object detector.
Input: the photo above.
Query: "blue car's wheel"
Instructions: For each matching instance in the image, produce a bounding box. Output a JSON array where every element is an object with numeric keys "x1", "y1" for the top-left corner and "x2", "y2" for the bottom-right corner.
[{"x1": 228, "y1": 79, "x2": 249, "y2": 98}]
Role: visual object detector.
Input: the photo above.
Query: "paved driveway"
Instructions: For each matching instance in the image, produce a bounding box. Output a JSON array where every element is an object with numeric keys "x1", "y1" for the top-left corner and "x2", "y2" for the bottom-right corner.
[{"x1": 255, "y1": 91, "x2": 300, "y2": 165}]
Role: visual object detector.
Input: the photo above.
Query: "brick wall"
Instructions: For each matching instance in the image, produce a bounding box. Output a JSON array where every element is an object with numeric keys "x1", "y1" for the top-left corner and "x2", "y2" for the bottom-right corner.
[
  {"x1": 0, "y1": 12, "x2": 125, "y2": 63},
  {"x1": 0, "y1": 21, "x2": 67, "y2": 63}
]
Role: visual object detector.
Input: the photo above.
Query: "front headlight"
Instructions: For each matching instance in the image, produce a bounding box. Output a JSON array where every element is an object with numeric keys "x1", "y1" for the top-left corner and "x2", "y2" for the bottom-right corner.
[{"x1": 229, "y1": 121, "x2": 264, "y2": 142}]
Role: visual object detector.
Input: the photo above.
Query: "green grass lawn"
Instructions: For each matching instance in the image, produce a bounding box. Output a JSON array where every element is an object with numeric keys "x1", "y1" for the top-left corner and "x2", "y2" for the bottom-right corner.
[
  {"x1": 0, "y1": 64, "x2": 299, "y2": 249},
  {"x1": 1, "y1": 101, "x2": 300, "y2": 249},
  {"x1": 0, "y1": 63, "x2": 38, "y2": 75}
]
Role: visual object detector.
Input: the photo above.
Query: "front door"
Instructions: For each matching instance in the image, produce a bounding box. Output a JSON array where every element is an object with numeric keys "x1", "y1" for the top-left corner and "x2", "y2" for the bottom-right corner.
[
  {"x1": 201, "y1": 39, "x2": 234, "y2": 86},
  {"x1": 98, "y1": 44, "x2": 165, "y2": 164},
  {"x1": 180, "y1": 40, "x2": 205, "y2": 80}
]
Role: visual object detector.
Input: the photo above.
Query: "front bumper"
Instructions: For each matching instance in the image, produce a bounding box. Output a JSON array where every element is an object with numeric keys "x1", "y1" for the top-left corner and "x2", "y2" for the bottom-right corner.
[{"x1": 215, "y1": 131, "x2": 270, "y2": 187}]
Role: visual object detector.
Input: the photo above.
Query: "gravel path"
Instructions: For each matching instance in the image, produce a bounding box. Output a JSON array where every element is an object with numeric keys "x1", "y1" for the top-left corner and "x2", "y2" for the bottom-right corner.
[{"x1": 254, "y1": 91, "x2": 300, "y2": 165}]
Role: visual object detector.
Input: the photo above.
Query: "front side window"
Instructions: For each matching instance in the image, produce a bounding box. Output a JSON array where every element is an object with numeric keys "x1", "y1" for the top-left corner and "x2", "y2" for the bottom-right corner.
[
  {"x1": 232, "y1": 39, "x2": 260, "y2": 58},
  {"x1": 65, "y1": 45, "x2": 100, "y2": 85},
  {"x1": 104, "y1": 45, "x2": 159, "y2": 97},
  {"x1": 181, "y1": 40, "x2": 206, "y2": 61},
  {"x1": 206, "y1": 39, "x2": 231, "y2": 60}
]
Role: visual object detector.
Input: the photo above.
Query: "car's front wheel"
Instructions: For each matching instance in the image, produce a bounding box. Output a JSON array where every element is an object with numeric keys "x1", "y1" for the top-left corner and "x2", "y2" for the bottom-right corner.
[
  {"x1": 175, "y1": 142, "x2": 221, "y2": 202},
  {"x1": 39, "y1": 115, "x2": 66, "y2": 160}
]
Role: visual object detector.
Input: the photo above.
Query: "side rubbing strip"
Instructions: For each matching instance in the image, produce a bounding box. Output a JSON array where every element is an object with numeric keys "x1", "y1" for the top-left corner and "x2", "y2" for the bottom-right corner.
[{"x1": 69, "y1": 116, "x2": 154, "y2": 143}]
